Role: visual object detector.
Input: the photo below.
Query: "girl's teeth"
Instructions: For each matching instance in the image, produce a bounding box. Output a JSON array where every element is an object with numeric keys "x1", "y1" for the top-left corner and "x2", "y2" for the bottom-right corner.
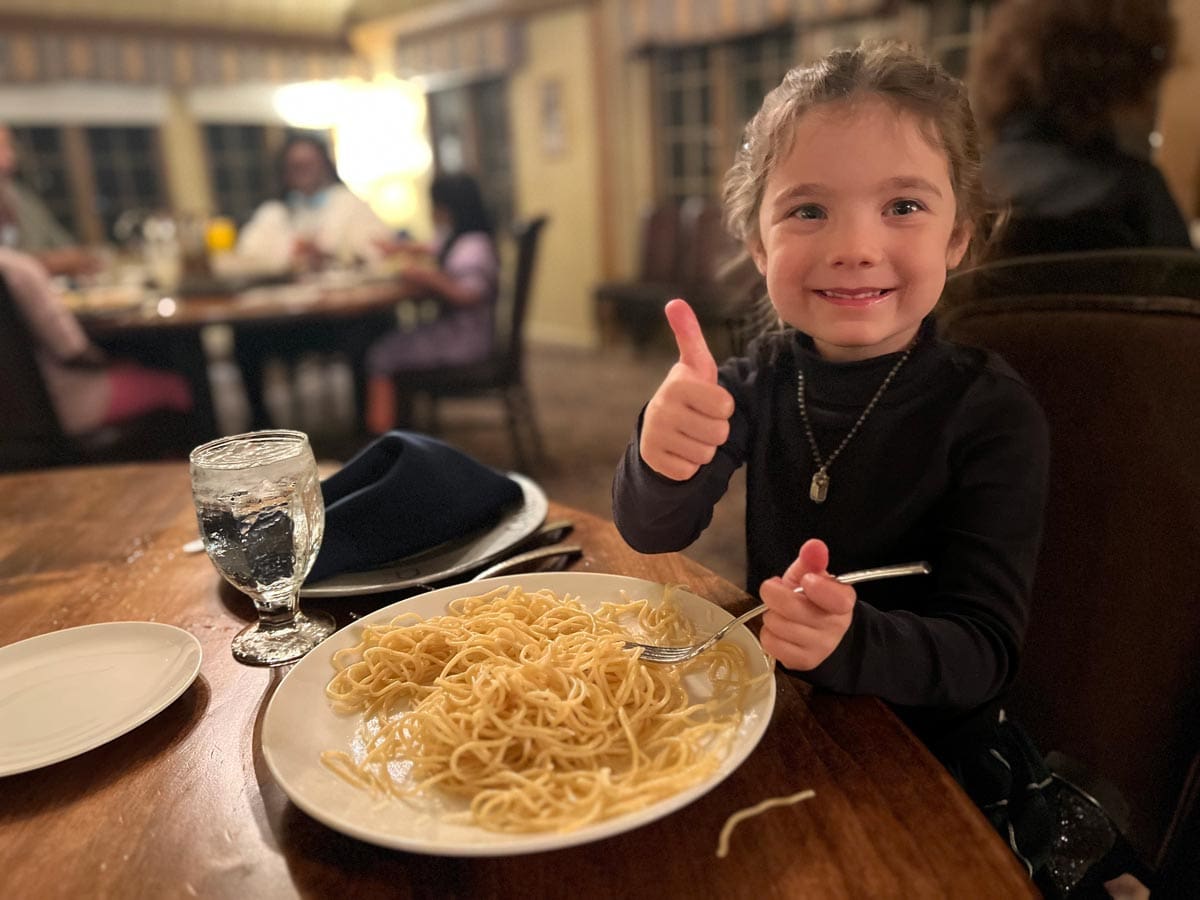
[{"x1": 822, "y1": 289, "x2": 887, "y2": 298}]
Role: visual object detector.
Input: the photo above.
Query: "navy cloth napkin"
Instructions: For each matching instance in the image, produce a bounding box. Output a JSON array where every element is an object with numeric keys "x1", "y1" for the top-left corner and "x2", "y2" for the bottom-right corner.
[{"x1": 306, "y1": 431, "x2": 524, "y2": 583}]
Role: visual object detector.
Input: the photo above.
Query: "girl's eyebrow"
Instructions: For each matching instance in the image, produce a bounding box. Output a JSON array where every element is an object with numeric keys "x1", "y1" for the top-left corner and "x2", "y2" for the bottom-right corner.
[
  {"x1": 882, "y1": 176, "x2": 944, "y2": 197},
  {"x1": 769, "y1": 183, "x2": 829, "y2": 211},
  {"x1": 770, "y1": 176, "x2": 943, "y2": 211}
]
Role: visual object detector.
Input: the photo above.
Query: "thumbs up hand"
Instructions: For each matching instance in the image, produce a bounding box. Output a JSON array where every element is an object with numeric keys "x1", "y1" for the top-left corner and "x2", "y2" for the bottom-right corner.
[{"x1": 639, "y1": 299, "x2": 736, "y2": 481}]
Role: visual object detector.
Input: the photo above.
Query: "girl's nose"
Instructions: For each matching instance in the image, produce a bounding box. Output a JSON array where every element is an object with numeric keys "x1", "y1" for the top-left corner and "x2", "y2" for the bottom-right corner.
[{"x1": 826, "y1": 219, "x2": 884, "y2": 268}]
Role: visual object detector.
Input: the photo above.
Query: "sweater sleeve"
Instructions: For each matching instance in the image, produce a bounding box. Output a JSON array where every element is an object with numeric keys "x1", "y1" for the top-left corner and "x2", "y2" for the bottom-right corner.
[
  {"x1": 804, "y1": 367, "x2": 1050, "y2": 712},
  {"x1": 0, "y1": 248, "x2": 91, "y2": 361},
  {"x1": 235, "y1": 201, "x2": 293, "y2": 273},
  {"x1": 443, "y1": 233, "x2": 498, "y2": 304}
]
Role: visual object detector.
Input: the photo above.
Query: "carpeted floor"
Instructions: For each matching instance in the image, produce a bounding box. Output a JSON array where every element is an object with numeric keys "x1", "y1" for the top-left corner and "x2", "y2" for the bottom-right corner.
[{"x1": 277, "y1": 339, "x2": 748, "y2": 589}]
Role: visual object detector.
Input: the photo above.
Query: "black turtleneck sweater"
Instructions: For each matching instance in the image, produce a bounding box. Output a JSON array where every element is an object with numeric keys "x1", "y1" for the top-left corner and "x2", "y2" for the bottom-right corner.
[{"x1": 612, "y1": 318, "x2": 1050, "y2": 737}]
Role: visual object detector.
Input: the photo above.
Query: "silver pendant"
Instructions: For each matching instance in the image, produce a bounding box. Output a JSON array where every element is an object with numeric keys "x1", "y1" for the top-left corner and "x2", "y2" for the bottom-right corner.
[{"x1": 810, "y1": 468, "x2": 830, "y2": 503}]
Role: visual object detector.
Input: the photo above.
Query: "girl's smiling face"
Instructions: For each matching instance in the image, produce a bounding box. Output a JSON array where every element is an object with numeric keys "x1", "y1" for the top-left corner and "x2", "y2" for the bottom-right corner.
[{"x1": 751, "y1": 95, "x2": 970, "y2": 361}]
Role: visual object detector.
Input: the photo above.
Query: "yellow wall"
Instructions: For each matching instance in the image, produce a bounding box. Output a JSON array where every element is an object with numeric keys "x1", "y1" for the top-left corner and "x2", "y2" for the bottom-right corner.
[
  {"x1": 598, "y1": 0, "x2": 656, "y2": 279},
  {"x1": 510, "y1": 5, "x2": 605, "y2": 347},
  {"x1": 161, "y1": 90, "x2": 212, "y2": 217},
  {"x1": 1158, "y1": 0, "x2": 1200, "y2": 219}
]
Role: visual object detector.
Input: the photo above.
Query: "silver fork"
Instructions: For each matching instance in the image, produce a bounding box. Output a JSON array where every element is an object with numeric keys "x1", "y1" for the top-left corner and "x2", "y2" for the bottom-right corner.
[{"x1": 628, "y1": 561, "x2": 932, "y2": 664}]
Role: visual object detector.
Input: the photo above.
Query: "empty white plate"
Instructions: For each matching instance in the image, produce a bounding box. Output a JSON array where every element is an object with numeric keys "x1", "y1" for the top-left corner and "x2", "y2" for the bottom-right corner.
[{"x1": 0, "y1": 621, "x2": 203, "y2": 777}]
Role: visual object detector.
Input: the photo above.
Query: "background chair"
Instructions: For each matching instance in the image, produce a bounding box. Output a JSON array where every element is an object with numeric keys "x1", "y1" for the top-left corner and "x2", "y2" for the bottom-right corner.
[
  {"x1": 0, "y1": 277, "x2": 193, "y2": 473},
  {"x1": 593, "y1": 199, "x2": 681, "y2": 349},
  {"x1": 393, "y1": 216, "x2": 548, "y2": 472},
  {"x1": 593, "y1": 197, "x2": 761, "y2": 356},
  {"x1": 937, "y1": 249, "x2": 1200, "y2": 881},
  {"x1": 940, "y1": 248, "x2": 1200, "y2": 314}
]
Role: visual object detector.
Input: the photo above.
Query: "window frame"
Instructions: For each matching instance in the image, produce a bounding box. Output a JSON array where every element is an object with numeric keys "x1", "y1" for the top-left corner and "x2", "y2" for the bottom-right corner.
[{"x1": 650, "y1": 29, "x2": 795, "y2": 203}]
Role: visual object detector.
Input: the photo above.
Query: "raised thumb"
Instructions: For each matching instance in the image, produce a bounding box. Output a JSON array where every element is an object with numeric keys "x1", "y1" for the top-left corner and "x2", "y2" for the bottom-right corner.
[{"x1": 665, "y1": 298, "x2": 717, "y2": 382}]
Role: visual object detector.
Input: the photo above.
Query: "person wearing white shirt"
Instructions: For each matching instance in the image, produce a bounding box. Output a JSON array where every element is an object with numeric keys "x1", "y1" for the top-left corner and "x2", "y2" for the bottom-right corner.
[
  {"x1": 233, "y1": 136, "x2": 394, "y2": 427},
  {"x1": 235, "y1": 135, "x2": 392, "y2": 273}
]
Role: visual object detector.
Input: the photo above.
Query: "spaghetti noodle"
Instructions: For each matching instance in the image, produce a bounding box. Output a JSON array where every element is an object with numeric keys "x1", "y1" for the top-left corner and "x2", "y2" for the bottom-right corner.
[
  {"x1": 321, "y1": 585, "x2": 760, "y2": 833},
  {"x1": 716, "y1": 789, "x2": 816, "y2": 858}
]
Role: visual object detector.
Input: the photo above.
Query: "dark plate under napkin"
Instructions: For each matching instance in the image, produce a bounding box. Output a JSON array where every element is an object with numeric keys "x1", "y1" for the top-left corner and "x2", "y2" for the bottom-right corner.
[{"x1": 306, "y1": 431, "x2": 524, "y2": 584}]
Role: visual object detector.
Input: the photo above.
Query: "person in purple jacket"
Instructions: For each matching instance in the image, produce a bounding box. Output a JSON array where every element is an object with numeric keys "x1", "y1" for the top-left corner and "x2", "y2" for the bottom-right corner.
[{"x1": 365, "y1": 173, "x2": 499, "y2": 433}]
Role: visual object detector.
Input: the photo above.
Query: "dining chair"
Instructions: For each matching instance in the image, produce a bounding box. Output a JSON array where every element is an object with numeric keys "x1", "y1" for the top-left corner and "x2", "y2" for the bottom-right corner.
[
  {"x1": 937, "y1": 251, "x2": 1200, "y2": 880},
  {"x1": 0, "y1": 277, "x2": 192, "y2": 473},
  {"x1": 392, "y1": 216, "x2": 549, "y2": 472},
  {"x1": 593, "y1": 197, "x2": 761, "y2": 356},
  {"x1": 592, "y1": 199, "x2": 682, "y2": 349}
]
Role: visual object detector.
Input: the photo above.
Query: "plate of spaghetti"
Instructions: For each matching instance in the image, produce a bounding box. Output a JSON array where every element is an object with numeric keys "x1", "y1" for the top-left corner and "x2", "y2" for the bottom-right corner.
[{"x1": 261, "y1": 572, "x2": 776, "y2": 855}]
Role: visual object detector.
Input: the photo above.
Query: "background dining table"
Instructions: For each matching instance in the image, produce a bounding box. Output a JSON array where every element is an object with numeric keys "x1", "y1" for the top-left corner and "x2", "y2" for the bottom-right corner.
[
  {"x1": 0, "y1": 463, "x2": 1038, "y2": 899},
  {"x1": 76, "y1": 275, "x2": 406, "y2": 438}
]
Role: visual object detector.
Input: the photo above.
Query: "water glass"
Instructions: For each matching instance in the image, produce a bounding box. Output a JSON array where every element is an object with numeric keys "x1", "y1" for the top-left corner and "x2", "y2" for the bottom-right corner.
[{"x1": 189, "y1": 430, "x2": 335, "y2": 666}]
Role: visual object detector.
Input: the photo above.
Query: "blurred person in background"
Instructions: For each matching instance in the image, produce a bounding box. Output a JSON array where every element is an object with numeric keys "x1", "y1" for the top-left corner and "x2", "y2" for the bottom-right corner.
[
  {"x1": 232, "y1": 135, "x2": 394, "y2": 429},
  {"x1": 235, "y1": 134, "x2": 392, "y2": 273},
  {"x1": 0, "y1": 124, "x2": 100, "y2": 278},
  {"x1": 971, "y1": 0, "x2": 1193, "y2": 257},
  {"x1": 364, "y1": 172, "x2": 500, "y2": 434},
  {"x1": 0, "y1": 247, "x2": 190, "y2": 435}
]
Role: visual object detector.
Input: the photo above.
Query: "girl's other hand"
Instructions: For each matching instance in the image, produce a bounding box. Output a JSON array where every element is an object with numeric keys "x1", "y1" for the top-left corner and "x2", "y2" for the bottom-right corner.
[
  {"x1": 759, "y1": 538, "x2": 856, "y2": 670},
  {"x1": 639, "y1": 299, "x2": 735, "y2": 481}
]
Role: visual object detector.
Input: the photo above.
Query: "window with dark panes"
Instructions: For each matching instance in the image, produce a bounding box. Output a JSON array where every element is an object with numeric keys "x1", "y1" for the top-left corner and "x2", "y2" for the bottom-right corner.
[
  {"x1": 203, "y1": 124, "x2": 277, "y2": 227},
  {"x1": 730, "y1": 31, "x2": 795, "y2": 143},
  {"x1": 654, "y1": 32, "x2": 794, "y2": 203},
  {"x1": 473, "y1": 79, "x2": 513, "y2": 231},
  {"x1": 8, "y1": 126, "x2": 79, "y2": 239},
  {"x1": 85, "y1": 126, "x2": 166, "y2": 242},
  {"x1": 427, "y1": 78, "x2": 514, "y2": 231},
  {"x1": 929, "y1": 0, "x2": 993, "y2": 77},
  {"x1": 428, "y1": 88, "x2": 472, "y2": 175},
  {"x1": 654, "y1": 45, "x2": 718, "y2": 202}
]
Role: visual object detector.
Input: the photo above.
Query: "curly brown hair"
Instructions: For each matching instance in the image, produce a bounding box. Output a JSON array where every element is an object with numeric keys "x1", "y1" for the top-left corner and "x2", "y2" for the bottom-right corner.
[
  {"x1": 970, "y1": 0, "x2": 1176, "y2": 147},
  {"x1": 723, "y1": 40, "x2": 995, "y2": 265}
]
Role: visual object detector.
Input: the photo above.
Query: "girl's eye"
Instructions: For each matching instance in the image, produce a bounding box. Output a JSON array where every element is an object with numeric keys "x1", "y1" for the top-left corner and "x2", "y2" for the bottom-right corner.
[
  {"x1": 791, "y1": 204, "x2": 826, "y2": 221},
  {"x1": 888, "y1": 199, "x2": 925, "y2": 216}
]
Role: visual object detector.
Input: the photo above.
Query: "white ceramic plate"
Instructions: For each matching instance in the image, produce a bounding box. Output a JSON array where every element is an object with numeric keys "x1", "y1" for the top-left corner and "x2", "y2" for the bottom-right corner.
[
  {"x1": 0, "y1": 622, "x2": 203, "y2": 777},
  {"x1": 262, "y1": 572, "x2": 776, "y2": 856},
  {"x1": 300, "y1": 473, "x2": 548, "y2": 599}
]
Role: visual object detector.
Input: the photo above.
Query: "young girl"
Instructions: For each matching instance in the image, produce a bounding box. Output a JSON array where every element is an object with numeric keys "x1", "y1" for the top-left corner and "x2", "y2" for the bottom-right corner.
[
  {"x1": 612, "y1": 39, "x2": 1074, "y2": 888},
  {"x1": 365, "y1": 173, "x2": 500, "y2": 433}
]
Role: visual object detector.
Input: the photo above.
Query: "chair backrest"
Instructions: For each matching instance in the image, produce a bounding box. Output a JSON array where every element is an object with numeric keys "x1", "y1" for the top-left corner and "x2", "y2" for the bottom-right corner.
[
  {"x1": 942, "y1": 248, "x2": 1200, "y2": 313},
  {"x1": 937, "y1": 279, "x2": 1200, "y2": 865},
  {"x1": 0, "y1": 276, "x2": 75, "y2": 471},
  {"x1": 495, "y1": 216, "x2": 547, "y2": 381},
  {"x1": 677, "y1": 197, "x2": 748, "y2": 284},
  {"x1": 637, "y1": 200, "x2": 681, "y2": 283}
]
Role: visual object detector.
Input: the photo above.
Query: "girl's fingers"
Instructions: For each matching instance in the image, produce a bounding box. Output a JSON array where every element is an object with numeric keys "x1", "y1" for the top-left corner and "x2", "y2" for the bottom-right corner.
[
  {"x1": 781, "y1": 538, "x2": 830, "y2": 584},
  {"x1": 665, "y1": 370, "x2": 736, "y2": 420},
  {"x1": 762, "y1": 576, "x2": 855, "y2": 620},
  {"x1": 760, "y1": 611, "x2": 824, "y2": 648},
  {"x1": 657, "y1": 431, "x2": 720, "y2": 466},
  {"x1": 643, "y1": 452, "x2": 702, "y2": 482},
  {"x1": 797, "y1": 573, "x2": 856, "y2": 616},
  {"x1": 758, "y1": 626, "x2": 836, "y2": 672}
]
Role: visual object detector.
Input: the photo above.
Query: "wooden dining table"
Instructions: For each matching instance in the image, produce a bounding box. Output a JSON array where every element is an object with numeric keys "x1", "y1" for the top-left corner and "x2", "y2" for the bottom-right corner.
[
  {"x1": 0, "y1": 463, "x2": 1037, "y2": 899},
  {"x1": 76, "y1": 276, "x2": 406, "y2": 438}
]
